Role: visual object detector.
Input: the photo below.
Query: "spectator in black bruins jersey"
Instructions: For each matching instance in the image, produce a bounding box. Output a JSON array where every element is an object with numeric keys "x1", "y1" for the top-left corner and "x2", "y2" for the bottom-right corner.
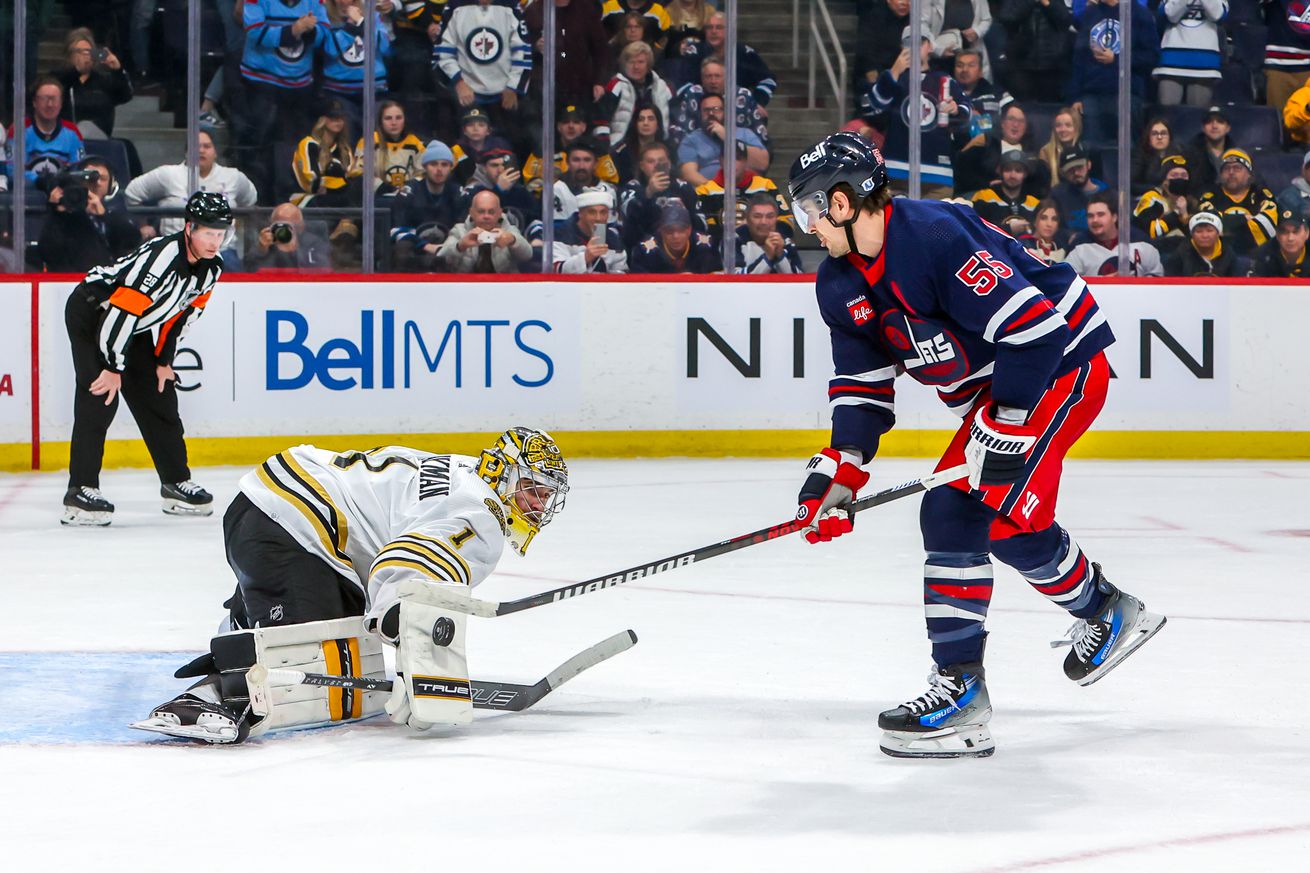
[
  {"x1": 1249, "y1": 210, "x2": 1309, "y2": 278},
  {"x1": 61, "y1": 192, "x2": 230, "y2": 527},
  {"x1": 618, "y1": 141, "x2": 702, "y2": 249},
  {"x1": 1164, "y1": 212, "x2": 1241, "y2": 277},
  {"x1": 354, "y1": 99, "x2": 426, "y2": 195},
  {"x1": 1132, "y1": 153, "x2": 1194, "y2": 258},
  {"x1": 735, "y1": 194, "x2": 801, "y2": 274},
  {"x1": 1197, "y1": 149, "x2": 1279, "y2": 256},
  {"x1": 693, "y1": 139, "x2": 787, "y2": 242},
  {"x1": 970, "y1": 150, "x2": 1040, "y2": 237},
  {"x1": 523, "y1": 104, "x2": 622, "y2": 191},
  {"x1": 603, "y1": 0, "x2": 671, "y2": 52},
  {"x1": 451, "y1": 106, "x2": 516, "y2": 185},
  {"x1": 629, "y1": 200, "x2": 721, "y2": 273},
  {"x1": 292, "y1": 104, "x2": 360, "y2": 207}
]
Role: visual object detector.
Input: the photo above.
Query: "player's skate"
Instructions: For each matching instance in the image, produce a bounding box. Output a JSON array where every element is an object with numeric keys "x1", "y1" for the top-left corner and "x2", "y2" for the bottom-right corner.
[
  {"x1": 161, "y1": 480, "x2": 214, "y2": 516},
  {"x1": 1054, "y1": 563, "x2": 1167, "y2": 687},
  {"x1": 130, "y1": 686, "x2": 250, "y2": 745},
  {"x1": 61, "y1": 486, "x2": 114, "y2": 526},
  {"x1": 878, "y1": 662, "x2": 994, "y2": 759}
]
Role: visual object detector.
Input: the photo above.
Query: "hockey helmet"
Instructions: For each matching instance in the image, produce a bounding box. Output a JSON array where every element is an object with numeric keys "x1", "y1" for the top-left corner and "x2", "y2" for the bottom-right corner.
[
  {"x1": 477, "y1": 427, "x2": 569, "y2": 556},
  {"x1": 185, "y1": 191, "x2": 233, "y2": 229},
  {"x1": 787, "y1": 132, "x2": 888, "y2": 234}
]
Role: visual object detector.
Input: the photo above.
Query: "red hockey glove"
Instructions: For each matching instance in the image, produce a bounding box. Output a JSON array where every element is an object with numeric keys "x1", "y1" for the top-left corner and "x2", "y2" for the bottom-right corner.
[
  {"x1": 797, "y1": 448, "x2": 870, "y2": 544},
  {"x1": 964, "y1": 405, "x2": 1038, "y2": 489}
]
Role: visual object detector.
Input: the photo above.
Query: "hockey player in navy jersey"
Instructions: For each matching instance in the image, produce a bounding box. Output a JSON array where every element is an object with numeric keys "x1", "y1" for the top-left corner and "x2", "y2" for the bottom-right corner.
[{"x1": 788, "y1": 132, "x2": 1166, "y2": 758}]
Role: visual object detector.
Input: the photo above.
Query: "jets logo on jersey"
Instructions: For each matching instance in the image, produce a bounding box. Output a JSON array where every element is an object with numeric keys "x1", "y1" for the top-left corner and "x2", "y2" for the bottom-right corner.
[
  {"x1": 343, "y1": 35, "x2": 366, "y2": 65},
  {"x1": 1289, "y1": 1, "x2": 1310, "y2": 34},
  {"x1": 903, "y1": 93, "x2": 942, "y2": 132},
  {"x1": 1089, "y1": 19, "x2": 1121, "y2": 54},
  {"x1": 880, "y1": 310, "x2": 970, "y2": 384},
  {"x1": 277, "y1": 38, "x2": 308, "y2": 63},
  {"x1": 466, "y1": 27, "x2": 503, "y2": 64},
  {"x1": 846, "y1": 295, "x2": 874, "y2": 325}
]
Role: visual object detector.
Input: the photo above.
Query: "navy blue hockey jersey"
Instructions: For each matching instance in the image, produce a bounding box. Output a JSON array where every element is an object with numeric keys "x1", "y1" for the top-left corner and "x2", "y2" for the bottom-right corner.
[{"x1": 816, "y1": 199, "x2": 1114, "y2": 460}]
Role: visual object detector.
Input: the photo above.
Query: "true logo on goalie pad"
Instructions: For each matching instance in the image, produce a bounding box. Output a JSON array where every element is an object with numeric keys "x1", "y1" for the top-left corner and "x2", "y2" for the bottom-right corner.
[{"x1": 412, "y1": 675, "x2": 471, "y2": 700}]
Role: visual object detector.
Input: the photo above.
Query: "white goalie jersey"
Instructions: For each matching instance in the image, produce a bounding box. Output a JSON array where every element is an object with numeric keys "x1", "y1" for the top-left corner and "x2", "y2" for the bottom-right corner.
[{"x1": 238, "y1": 445, "x2": 510, "y2": 628}]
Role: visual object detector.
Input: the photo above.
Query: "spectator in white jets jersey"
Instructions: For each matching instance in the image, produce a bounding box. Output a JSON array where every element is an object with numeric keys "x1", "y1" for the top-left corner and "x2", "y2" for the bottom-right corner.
[{"x1": 735, "y1": 194, "x2": 802, "y2": 274}]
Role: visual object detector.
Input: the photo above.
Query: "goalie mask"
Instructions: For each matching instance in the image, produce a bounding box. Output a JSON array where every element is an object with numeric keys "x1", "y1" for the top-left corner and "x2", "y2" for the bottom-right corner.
[{"x1": 477, "y1": 428, "x2": 569, "y2": 556}]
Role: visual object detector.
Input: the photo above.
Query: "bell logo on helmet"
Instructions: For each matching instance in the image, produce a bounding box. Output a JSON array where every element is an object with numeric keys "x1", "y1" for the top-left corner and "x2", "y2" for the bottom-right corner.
[{"x1": 799, "y1": 144, "x2": 827, "y2": 169}]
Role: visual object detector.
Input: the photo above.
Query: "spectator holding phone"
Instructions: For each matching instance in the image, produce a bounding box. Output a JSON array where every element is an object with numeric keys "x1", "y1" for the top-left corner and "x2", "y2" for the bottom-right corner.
[
  {"x1": 460, "y1": 148, "x2": 536, "y2": 220},
  {"x1": 553, "y1": 188, "x2": 628, "y2": 273},
  {"x1": 618, "y1": 141, "x2": 701, "y2": 249},
  {"x1": 439, "y1": 189, "x2": 533, "y2": 273},
  {"x1": 55, "y1": 27, "x2": 133, "y2": 138}
]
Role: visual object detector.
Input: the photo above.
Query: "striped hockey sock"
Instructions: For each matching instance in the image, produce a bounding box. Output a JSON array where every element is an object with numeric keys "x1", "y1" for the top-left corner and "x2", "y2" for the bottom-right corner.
[
  {"x1": 924, "y1": 552, "x2": 994, "y2": 667},
  {"x1": 1021, "y1": 532, "x2": 1102, "y2": 617}
]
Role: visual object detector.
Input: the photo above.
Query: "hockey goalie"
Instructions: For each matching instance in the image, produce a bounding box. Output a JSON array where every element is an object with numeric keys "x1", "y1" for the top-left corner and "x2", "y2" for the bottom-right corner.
[{"x1": 132, "y1": 427, "x2": 569, "y2": 744}]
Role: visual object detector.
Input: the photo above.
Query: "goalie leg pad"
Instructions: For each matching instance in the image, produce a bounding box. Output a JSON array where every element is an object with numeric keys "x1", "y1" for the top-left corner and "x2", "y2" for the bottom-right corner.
[
  {"x1": 240, "y1": 617, "x2": 388, "y2": 736},
  {"x1": 386, "y1": 578, "x2": 473, "y2": 730}
]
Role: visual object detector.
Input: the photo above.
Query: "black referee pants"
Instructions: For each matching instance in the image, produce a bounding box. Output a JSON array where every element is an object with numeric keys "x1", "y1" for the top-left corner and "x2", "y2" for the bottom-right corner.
[
  {"x1": 65, "y1": 288, "x2": 191, "y2": 490},
  {"x1": 222, "y1": 493, "x2": 365, "y2": 629}
]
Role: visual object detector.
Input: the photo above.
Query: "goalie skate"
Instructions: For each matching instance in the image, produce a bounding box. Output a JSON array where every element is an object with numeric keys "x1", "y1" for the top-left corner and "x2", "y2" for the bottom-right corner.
[
  {"x1": 878, "y1": 662, "x2": 995, "y2": 759},
  {"x1": 1054, "y1": 564, "x2": 1167, "y2": 687},
  {"x1": 130, "y1": 692, "x2": 250, "y2": 745}
]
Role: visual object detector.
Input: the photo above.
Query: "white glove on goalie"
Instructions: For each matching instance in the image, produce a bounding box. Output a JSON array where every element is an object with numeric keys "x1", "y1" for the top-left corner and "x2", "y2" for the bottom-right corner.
[{"x1": 383, "y1": 579, "x2": 474, "y2": 731}]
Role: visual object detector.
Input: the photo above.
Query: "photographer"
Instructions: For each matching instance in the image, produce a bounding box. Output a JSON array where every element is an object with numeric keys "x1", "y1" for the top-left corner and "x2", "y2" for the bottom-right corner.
[
  {"x1": 61, "y1": 192, "x2": 230, "y2": 526},
  {"x1": 245, "y1": 203, "x2": 331, "y2": 272},
  {"x1": 39, "y1": 159, "x2": 139, "y2": 272},
  {"x1": 438, "y1": 189, "x2": 533, "y2": 274}
]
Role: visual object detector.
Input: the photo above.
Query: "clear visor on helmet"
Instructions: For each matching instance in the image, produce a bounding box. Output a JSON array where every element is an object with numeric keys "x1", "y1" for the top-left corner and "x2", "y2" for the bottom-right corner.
[
  {"x1": 790, "y1": 190, "x2": 831, "y2": 235},
  {"x1": 506, "y1": 466, "x2": 568, "y2": 529}
]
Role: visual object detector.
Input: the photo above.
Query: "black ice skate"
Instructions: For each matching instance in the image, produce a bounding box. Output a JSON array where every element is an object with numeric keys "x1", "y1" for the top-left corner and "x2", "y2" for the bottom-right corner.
[
  {"x1": 61, "y1": 486, "x2": 114, "y2": 526},
  {"x1": 129, "y1": 691, "x2": 250, "y2": 744},
  {"x1": 161, "y1": 480, "x2": 214, "y2": 516},
  {"x1": 878, "y1": 662, "x2": 994, "y2": 759},
  {"x1": 1054, "y1": 563, "x2": 1167, "y2": 687}
]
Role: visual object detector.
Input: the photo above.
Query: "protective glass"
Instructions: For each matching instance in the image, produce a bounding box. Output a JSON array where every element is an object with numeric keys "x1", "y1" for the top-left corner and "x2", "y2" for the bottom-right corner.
[{"x1": 790, "y1": 190, "x2": 831, "y2": 235}]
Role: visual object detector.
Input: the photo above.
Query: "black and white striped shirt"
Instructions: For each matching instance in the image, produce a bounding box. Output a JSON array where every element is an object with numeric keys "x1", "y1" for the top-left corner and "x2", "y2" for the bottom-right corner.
[{"x1": 84, "y1": 231, "x2": 223, "y2": 372}]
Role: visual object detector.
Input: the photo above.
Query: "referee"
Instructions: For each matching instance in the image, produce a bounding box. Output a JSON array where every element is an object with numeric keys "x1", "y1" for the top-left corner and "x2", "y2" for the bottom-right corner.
[{"x1": 62, "y1": 191, "x2": 230, "y2": 526}]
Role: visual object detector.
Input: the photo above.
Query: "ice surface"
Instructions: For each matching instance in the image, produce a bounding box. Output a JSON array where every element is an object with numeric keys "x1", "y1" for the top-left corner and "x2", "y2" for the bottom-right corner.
[{"x1": 2, "y1": 458, "x2": 1308, "y2": 871}]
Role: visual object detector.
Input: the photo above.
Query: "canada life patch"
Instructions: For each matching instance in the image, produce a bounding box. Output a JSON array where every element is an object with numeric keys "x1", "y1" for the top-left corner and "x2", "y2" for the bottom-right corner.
[{"x1": 846, "y1": 296, "x2": 874, "y2": 325}]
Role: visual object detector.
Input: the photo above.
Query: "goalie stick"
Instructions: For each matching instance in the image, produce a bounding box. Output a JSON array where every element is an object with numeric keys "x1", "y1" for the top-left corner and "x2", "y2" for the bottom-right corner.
[
  {"x1": 248, "y1": 629, "x2": 638, "y2": 712},
  {"x1": 433, "y1": 463, "x2": 970, "y2": 619}
]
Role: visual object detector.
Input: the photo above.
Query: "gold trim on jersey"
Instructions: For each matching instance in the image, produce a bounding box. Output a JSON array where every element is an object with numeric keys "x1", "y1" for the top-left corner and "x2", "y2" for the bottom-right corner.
[
  {"x1": 256, "y1": 454, "x2": 354, "y2": 570},
  {"x1": 372, "y1": 555, "x2": 461, "y2": 585},
  {"x1": 280, "y1": 452, "x2": 351, "y2": 558},
  {"x1": 399, "y1": 531, "x2": 472, "y2": 583}
]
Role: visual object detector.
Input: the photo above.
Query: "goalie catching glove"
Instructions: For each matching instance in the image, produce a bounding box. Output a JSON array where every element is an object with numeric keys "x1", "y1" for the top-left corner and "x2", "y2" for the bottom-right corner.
[
  {"x1": 964, "y1": 405, "x2": 1037, "y2": 490},
  {"x1": 796, "y1": 448, "x2": 869, "y2": 543}
]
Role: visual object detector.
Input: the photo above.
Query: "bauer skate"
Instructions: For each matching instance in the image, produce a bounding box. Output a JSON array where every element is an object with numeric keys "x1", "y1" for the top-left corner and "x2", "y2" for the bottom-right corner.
[
  {"x1": 1054, "y1": 563, "x2": 1167, "y2": 687},
  {"x1": 161, "y1": 480, "x2": 214, "y2": 516},
  {"x1": 878, "y1": 662, "x2": 994, "y2": 759},
  {"x1": 130, "y1": 688, "x2": 250, "y2": 745},
  {"x1": 61, "y1": 486, "x2": 114, "y2": 526}
]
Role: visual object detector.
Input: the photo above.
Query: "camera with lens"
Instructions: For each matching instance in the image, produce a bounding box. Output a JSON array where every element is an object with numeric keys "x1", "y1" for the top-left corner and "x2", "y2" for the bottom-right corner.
[
  {"x1": 42, "y1": 167, "x2": 101, "y2": 212},
  {"x1": 93, "y1": 46, "x2": 110, "y2": 65},
  {"x1": 269, "y1": 222, "x2": 295, "y2": 244}
]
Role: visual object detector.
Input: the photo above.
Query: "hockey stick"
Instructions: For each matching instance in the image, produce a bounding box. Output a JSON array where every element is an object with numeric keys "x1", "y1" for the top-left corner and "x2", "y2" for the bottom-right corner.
[
  {"x1": 434, "y1": 463, "x2": 971, "y2": 619},
  {"x1": 247, "y1": 629, "x2": 638, "y2": 713}
]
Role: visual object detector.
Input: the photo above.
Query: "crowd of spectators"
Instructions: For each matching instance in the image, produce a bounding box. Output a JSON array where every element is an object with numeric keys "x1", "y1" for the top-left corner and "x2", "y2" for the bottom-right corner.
[
  {"x1": 848, "y1": 0, "x2": 1310, "y2": 277},
  {"x1": 4, "y1": 0, "x2": 1310, "y2": 278},
  {"x1": 3, "y1": 0, "x2": 791, "y2": 275}
]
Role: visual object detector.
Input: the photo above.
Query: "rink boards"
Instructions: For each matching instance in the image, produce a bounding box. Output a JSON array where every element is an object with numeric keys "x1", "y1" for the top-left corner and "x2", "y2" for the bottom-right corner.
[{"x1": 0, "y1": 275, "x2": 1306, "y2": 471}]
